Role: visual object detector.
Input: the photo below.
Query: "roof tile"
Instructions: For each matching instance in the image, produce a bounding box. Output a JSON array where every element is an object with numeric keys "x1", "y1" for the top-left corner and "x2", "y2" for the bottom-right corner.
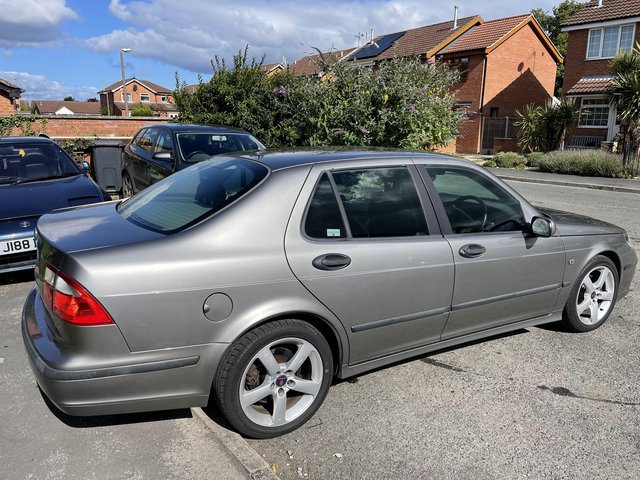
[
  {"x1": 563, "y1": 0, "x2": 640, "y2": 27},
  {"x1": 33, "y1": 100, "x2": 101, "y2": 115},
  {"x1": 441, "y1": 15, "x2": 530, "y2": 54},
  {"x1": 565, "y1": 75, "x2": 613, "y2": 94}
]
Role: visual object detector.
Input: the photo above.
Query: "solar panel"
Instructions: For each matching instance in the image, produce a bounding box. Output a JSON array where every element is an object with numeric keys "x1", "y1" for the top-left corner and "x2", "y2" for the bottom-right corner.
[{"x1": 350, "y1": 31, "x2": 405, "y2": 60}]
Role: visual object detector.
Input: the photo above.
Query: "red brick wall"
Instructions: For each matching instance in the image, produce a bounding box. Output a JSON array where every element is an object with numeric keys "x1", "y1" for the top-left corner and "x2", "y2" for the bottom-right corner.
[
  {"x1": 454, "y1": 115, "x2": 482, "y2": 154},
  {"x1": 0, "y1": 90, "x2": 15, "y2": 115},
  {"x1": 563, "y1": 24, "x2": 640, "y2": 94},
  {"x1": 484, "y1": 25, "x2": 557, "y2": 117},
  {"x1": 493, "y1": 138, "x2": 519, "y2": 153},
  {"x1": 7, "y1": 115, "x2": 170, "y2": 139}
]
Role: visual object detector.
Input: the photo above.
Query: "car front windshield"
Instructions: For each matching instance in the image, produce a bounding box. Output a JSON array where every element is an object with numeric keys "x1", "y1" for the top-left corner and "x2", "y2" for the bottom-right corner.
[
  {"x1": 117, "y1": 157, "x2": 269, "y2": 233},
  {"x1": 177, "y1": 132, "x2": 265, "y2": 163},
  {"x1": 0, "y1": 142, "x2": 80, "y2": 184}
]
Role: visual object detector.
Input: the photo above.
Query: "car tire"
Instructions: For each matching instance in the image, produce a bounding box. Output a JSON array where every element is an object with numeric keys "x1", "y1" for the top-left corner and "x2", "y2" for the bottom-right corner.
[
  {"x1": 214, "y1": 319, "x2": 333, "y2": 439},
  {"x1": 562, "y1": 255, "x2": 619, "y2": 332},
  {"x1": 121, "y1": 172, "x2": 134, "y2": 197}
]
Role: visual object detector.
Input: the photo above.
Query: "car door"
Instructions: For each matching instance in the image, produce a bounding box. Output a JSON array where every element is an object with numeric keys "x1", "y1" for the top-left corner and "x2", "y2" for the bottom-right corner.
[
  {"x1": 285, "y1": 160, "x2": 455, "y2": 365},
  {"x1": 147, "y1": 127, "x2": 175, "y2": 185},
  {"x1": 136, "y1": 127, "x2": 160, "y2": 190},
  {"x1": 418, "y1": 164, "x2": 566, "y2": 340}
]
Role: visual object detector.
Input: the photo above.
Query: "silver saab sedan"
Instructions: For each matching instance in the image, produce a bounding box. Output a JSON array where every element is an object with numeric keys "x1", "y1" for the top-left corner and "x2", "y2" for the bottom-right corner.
[{"x1": 22, "y1": 150, "x2": 637, "y2": 438}]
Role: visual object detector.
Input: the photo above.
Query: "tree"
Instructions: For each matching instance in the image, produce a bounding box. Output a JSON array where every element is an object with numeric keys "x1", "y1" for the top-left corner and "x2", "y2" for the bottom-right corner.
[
  {"x1": 130, "y1": 104, "x2": 154, "y2": 116},
  {"x1": 531, "y1": 1, "x2": 584, "y2": 95},
  {"x1": 175, "y1": 46, "x2": 461, "y2": 149},
  {"x1": 63, "y1": 96, "x2": 75, "y2": 101},
  {"x1": 86, "y1": 98, "x2": 98, "y2": 102},
  {"x1": 607, "y1": 44, "x2": 640, "y2": 136},
  {"x1": 514, "y1": 98, "x2": 579, "y2": 152}
]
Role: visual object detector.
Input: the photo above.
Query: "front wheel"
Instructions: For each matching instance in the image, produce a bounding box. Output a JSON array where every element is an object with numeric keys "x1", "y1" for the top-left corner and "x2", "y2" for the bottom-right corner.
[
  {"x1": 214, "y1": 320, "x2": 333, "y2": 438},
  {"x1": 121, "y1": 172, "x2": 134, "y2": 198},
  {"x1": 562, "y1": 255, "x2": 618, "y2": 332}
]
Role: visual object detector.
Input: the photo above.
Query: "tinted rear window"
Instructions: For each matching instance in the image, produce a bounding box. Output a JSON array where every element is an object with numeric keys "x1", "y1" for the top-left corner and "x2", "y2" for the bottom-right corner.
[{"x1": 118, "y1": 158, "x2": 268, "y2": 233}]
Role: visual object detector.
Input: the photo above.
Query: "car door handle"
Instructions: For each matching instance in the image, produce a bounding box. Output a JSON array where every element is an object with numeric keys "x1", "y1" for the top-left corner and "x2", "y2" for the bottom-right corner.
[
  {"x1": 312, "y1": 254, "x2": 352, "y2": 271},
  {"x1": 459, "y1": 244, "x2": 486, "y2": 258}
]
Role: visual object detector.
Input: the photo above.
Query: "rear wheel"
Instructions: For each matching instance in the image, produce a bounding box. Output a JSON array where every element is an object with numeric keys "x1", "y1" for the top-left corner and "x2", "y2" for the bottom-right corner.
[
  {"x1": 562, "y1": 255, "x2": 618, "y2": 332},
  {"x1": 121, "y1": 172, "x2": 134, "y2": 197},
  {"x1": 214, "y1": 320, "x2": 333, "y2": 438}
]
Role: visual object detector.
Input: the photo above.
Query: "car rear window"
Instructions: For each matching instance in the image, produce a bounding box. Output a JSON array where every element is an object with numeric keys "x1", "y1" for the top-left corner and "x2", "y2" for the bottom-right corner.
[{"x1": 117, "y1": 157, "x2": 268, "y2": 233}]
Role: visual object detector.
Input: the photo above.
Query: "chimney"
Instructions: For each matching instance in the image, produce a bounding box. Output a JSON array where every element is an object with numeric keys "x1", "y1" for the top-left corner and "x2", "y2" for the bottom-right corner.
[
  {"x1": 597, "y1": 0, "x2": 603, "y2": 6},
  {"x1": 453, "y1": 5, "x2": 459, "y2": 29},
  {"x1": 370, "y1": 29, "x2": 375, "y2": 43}
]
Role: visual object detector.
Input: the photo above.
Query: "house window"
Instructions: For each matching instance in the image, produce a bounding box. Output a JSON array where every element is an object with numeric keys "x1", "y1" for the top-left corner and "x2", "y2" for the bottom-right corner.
[
  {"x1": 587, "y1": 24, "x2": 635, "y2": 59},
  {"x1": 168, "y1": 113, "x2": 179, "y2": 118},
  {"x1": 120, "y1": 92, "x2": 132, "y2": 102},
  {"x1": 579, "y1": 98, "x2": 609, "y2": 127},
  {"x1": 140, "y1": 93, "x2": 150, "y2": 102},
  {"x1": 160, "y1": 95, "x2": 169, "y2": 103},
  {"x1": 449, "y1": 57, "x2": 469, "y2": 81}
]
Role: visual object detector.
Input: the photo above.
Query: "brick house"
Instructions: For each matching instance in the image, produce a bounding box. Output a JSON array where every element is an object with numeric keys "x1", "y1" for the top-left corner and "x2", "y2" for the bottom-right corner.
[
  {"x1": 98, "y1": 78, "x2": 179, "y2": 118},
  {"x1": 438, "y1": 15, "x2": 561, "y2": 153},
  {"x1": 32, "y1": 100, "x2": 101, "y2": 116},
  {"x1": 339, "y1": 14, "x2": 560, "y2": 153},
  {"x1": 289, "y1": 49, "x2": 357, "y2": 77},
  {"x1": 562, "y1": 0, "x2": 640, "y2": 146},
  {"x1": 0, "y1": 77, "x2": 24, "y2": 115}
]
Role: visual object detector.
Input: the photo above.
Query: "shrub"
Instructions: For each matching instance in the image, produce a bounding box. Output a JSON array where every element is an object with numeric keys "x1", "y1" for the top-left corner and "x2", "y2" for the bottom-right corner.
[
  {"x1": 131, "y1": 104, "x2": 154, "y2": 117},
  {"x1": 483, "y1": 159, "x2": 497, "y2": 167},
  {"x1": 526, "y1": 151, "x2": 545, "y2": 168},
  {"x1": 492, "y1": 152, "x2": 527, "y2": 169},
  {"x1": 538, "y1": 150, "x2": 624, "y2": 177}
]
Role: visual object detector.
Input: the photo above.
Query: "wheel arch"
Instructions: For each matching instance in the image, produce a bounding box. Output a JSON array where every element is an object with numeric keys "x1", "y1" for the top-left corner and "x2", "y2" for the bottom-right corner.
[{"x1": 597, "y1": 250, "x2": 622, "y2": 278}]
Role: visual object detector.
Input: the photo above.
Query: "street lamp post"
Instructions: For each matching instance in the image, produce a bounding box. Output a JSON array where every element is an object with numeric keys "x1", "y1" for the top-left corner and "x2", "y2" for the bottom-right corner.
[{"x1": 120, "y1": 48, "x2": 132, "y2": 117}]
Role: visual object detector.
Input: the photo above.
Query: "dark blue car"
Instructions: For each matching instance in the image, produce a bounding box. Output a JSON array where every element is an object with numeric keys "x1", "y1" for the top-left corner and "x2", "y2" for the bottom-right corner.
[{"x1": 0, "y1": 136, "x2": 109, "y2": 273}]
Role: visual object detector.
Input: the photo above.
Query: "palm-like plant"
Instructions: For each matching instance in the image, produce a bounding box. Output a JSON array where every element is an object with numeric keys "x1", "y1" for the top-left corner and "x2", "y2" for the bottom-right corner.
[{"x1": 607, "y1": 43, "x2": 640, "y2": 136}]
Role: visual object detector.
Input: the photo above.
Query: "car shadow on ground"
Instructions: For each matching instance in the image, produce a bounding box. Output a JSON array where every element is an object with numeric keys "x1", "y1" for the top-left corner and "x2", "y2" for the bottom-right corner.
[
  {"x1": 39, "y1": 388, "x2": 192, "y2": 428},
  {"x1": 0, "y1": 270, "x2": 34, "y2": 286}
]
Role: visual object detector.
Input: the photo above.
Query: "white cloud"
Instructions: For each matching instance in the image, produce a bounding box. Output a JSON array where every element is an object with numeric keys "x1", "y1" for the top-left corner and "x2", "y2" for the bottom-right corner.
[
  {"x1": 86, "y1": 0, "x2": 559, "y2": 75},
  {"x1": 0, "y1": 71, "x2": 98, "y2": 101},
  {"x1": 0, "y1": 0, "x2": 78, "y2": 46}
]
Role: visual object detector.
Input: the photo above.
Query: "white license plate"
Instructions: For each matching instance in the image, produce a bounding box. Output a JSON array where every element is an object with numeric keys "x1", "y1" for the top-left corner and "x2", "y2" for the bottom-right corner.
[{"x1": 0, "y1": 237, "x2": 36, "y2": 256}]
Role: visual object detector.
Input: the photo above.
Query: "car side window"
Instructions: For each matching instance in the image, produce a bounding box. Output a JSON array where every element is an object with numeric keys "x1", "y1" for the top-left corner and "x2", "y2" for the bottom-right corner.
[
  {"x1": 424, "y1": 166, "x2": 525, "y2": 234},
  {"x1": 304, "y1": 167, "x2": 428, "y2": 239},
  {"x1": 304, "y1": 174, "x2": 347, "y2": 239},
  {"x1": 140, "y1": 128, "x2": 159, "y2": 153},
  {"x1": 155, "y1": 129, "x2": 174, "y2": 154},
  {"x1": 132, "y1": 129, "x2": 147, "y2": 148}
]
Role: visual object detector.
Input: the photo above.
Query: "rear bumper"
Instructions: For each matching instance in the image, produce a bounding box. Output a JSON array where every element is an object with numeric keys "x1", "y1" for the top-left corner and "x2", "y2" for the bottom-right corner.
[{"x1": 22, "y1": 287, "x2": 229, "y2": 416}]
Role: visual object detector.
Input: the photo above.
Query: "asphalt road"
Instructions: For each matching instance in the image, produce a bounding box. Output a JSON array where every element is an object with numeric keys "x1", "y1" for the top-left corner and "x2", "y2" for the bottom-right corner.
[
  {"x1": 0, "y1": 273, "x2": 248, "y2": 480},
  {"x1": 247, "y1": 181, "x2": 640, "y2": 480}
]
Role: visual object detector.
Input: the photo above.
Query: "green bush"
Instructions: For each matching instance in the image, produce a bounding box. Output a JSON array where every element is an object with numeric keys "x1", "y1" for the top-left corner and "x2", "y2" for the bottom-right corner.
[
  {"x1": 526, "y1": 151, "x2": 545, "y2": 168},
  {"x1": 538, "y1": 150, "x2": 624, "y2": 177},
  {"x1": 483, "y1": 159, "x2": 497, "y2": 167},
  {"x1": 131, "y1": 104, "x2": 154, "y2": 117},
  {"x1": 492, "y1": 152, "x2": 527, "y2": 169}
]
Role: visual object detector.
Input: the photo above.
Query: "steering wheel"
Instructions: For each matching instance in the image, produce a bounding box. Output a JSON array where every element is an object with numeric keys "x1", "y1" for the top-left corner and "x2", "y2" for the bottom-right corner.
[
  {"x1": 187, "y1": 151, "x2": 209, "y2": 161},
  {"x1": 450, "y1": 195, "x2": 487, "y2": 232}
]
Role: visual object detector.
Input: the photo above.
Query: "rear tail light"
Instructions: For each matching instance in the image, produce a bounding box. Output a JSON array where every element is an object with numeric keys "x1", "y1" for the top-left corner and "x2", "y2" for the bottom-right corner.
[{"x1": 41, "y1": 264, "x2": 113, "y2": 326}]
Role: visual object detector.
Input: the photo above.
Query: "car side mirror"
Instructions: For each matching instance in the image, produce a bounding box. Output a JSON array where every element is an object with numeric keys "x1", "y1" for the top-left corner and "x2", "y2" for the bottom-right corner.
[
  {"x1": 153, "y1": 151, "x2": 173, "y2": 162},
  {"x1": 531, "y1": 216, "x2": 555, "y2": 238},
  {"x1": 81, "y1": 161, "x2": 91, "y2": 175}
]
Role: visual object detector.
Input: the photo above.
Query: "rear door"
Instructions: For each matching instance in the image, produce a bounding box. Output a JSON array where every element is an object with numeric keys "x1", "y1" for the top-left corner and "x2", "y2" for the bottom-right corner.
[
  {"x1": 147, "y1": 127, "x2": 175, "y2": 185},
  {"x1": 418, "y1": 164, "x2": 566, "y2": 339},
  {"x1": 285, "y1": 159, "x2": 454, "y2": 365}
]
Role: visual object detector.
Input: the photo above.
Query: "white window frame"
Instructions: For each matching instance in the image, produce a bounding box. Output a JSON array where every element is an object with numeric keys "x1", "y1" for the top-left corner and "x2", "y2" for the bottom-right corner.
[
  {"x1": 160, "y1": 95, "x2": 169, "y2": 103},
  {"x1": 140, "y1": 93, "x2": 150, "y2": 102},
  {"x1": 168, "y1": 113, "x2": 179, "y2": 118},
  {"x1": 578, "y1": 97, "x2": 610, "y2": 129},
  {"x1": 586, "y1": 24, "x2": 635, "y2": 60},
  {"x1": 120, "y1": 92, "x2": 132, "y2": 102}
]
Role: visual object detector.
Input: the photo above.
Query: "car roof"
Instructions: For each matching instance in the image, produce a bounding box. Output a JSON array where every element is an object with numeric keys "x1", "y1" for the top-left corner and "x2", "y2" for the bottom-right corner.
[
  {"x1": 231, "y1": 148, "x2": 471, "y2": 171},
  {"x1": 141, "y1": 124, "x2": 253, "y2": 134},
  {"x1": 0, "y1": 136, "x2": 56, "y2": 144}
]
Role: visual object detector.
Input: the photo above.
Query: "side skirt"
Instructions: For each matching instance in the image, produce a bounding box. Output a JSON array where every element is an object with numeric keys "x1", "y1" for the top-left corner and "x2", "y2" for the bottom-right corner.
[{"x1": 337, "y1": 310, "x2": 563, "y2": 379}]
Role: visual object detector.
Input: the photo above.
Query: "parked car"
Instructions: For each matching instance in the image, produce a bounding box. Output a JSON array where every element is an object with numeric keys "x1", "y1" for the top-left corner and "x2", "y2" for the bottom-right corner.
[
  {"x1": 0, "y1": 136, "x2": 109, "y2": 274},
  {"x1": 121, "y1": 124, "x2": 265, "y2": 196},
  {"x1": 23, "y1": 150, "x2": 637, "y2": 438}
]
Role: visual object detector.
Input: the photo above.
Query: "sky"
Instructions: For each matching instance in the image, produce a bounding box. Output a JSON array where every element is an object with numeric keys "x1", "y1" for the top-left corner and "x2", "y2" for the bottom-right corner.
[{"x1": 0, "y1": 0, "x2": 562, "y2": 101}]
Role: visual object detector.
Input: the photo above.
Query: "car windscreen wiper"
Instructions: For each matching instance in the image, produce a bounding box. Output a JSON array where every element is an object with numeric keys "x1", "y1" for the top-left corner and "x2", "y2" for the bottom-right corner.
[
  {"x1": 12, "y1": 172, "x2": 81, "y2": 185},
  {"x1": 0, "y1": 175, "x2": 21, "y2": 185}
]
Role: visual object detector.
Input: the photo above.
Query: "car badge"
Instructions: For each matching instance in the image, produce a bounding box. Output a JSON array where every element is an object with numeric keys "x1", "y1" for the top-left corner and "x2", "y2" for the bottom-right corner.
[{"x1": 19, "y1": 221, "x2": 31, "y2": 228}]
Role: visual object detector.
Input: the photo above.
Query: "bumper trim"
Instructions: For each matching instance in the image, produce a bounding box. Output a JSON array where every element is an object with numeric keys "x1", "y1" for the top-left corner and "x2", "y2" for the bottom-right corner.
[{"x1": 22, "y1": 318, "x2": 199, "y2": 381}]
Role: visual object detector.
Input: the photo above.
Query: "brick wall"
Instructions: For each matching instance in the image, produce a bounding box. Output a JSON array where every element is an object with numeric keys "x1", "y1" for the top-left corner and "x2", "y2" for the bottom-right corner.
[
  {"x1": 484, "y1": 25, "x2": 557, "y2": 117},
  {"x1": 563, "y1": 25, "x2": 640, "y2": 94},
  {"x1": 0, "y1": 90, "x2": 15, "y2": 115},
  {"x1": 7, "y1": 115, "x2": 170, "y2": 139}
]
